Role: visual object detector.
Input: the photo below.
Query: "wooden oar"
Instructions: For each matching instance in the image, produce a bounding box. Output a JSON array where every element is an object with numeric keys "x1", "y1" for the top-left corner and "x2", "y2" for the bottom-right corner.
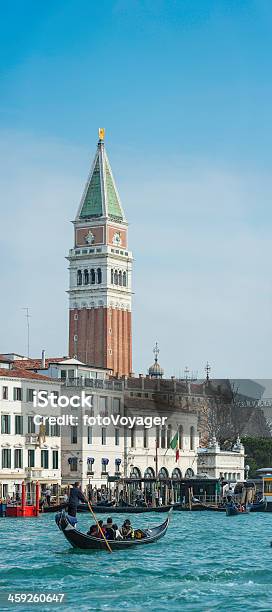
[{"x1": 84, "y1": 496, "x2": 112, "y2": 553}]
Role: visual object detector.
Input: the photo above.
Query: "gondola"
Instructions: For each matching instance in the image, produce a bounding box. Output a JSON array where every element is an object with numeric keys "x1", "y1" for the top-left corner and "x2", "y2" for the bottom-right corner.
[
  {"x1": 200, "y1": 504, "x2": 226, "y2": 512},
  {"x1": 226, "y1": 503, "x2": 250, "y2": 516},
  {"x1": 55, "y1": 509, "x2": 171, "y2": 551},
  {"x1": 248, "y1": 499, "x2": 267, "y2": 512},
  {"x1": 77, "y1": 503, "x2": 172, "y2": 514},
  {"x1": 172, "y1": 503, "x2": 206, "y2": 512},
  {"x1": 41, "y1": 503, "x2": 67, "y2": 514}
]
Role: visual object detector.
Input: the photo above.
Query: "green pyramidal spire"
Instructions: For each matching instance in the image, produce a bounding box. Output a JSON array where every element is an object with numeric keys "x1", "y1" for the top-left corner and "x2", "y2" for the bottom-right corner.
[{"x1": 77, "y1": 130, "x2": 126, "y2": 222}]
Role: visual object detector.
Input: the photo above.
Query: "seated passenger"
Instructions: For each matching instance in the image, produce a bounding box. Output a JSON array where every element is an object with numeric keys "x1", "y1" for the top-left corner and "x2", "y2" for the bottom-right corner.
[
  {"x1": 113, "y1": 523, "x2": 123, "y2": 540},
  {"x1": 87, "y1": 524, "x2": 96, "y2": 536},
  {"x1": 105, "y1": 517, "x2": 116, "y2": 540},
  {"x1": 94, "y1": 519, "x2": 106, "y2": 538},
  {"x1": 121, "y1": 519, "x2": 134, "y2": 539}
]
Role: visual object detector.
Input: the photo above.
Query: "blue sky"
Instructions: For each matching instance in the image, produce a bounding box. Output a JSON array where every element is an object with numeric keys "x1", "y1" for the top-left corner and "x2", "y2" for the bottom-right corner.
[{"x1": 1, "y1": 0, "x2": 272, "y2": 377}]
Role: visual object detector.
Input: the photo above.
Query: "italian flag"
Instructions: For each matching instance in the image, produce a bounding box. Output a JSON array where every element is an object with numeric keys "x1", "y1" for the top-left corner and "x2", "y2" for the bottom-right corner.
[{"x1": 169, "y1": 431, "x2": 180, "y2": 462}]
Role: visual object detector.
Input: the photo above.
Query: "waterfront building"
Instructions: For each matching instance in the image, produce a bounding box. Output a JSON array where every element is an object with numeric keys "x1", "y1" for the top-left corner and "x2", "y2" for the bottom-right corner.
[
  {"x1": 197, "y1": 436, "x2": 245, "y2": 481},
  {"x1": 0, "y1": 361, "x2": 61, "y2": 499},
  {"x1": 67, "y1": 129, "x2": 133, "y2": 376},
  {"x1": 123, "y1": 365, "x2": 200, "y2": 502}
]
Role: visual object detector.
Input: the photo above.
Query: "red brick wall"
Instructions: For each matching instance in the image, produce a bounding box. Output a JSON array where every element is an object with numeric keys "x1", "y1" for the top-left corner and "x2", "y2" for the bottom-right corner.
[{"x1": 69, "y1": 307, "x2": 132, "y2": 375}]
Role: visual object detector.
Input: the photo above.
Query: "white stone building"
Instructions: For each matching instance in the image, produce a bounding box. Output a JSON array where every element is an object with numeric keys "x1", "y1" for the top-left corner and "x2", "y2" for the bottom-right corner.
[
  {"x1": 53, "y1": 359, "x2": 124, "y2": 491},
  {"x1": 197, "y1": 436, "x2": 245, "y2": 481},
  {"x1": 0, "y1": 363, "x2": 62, "y2": 498}
]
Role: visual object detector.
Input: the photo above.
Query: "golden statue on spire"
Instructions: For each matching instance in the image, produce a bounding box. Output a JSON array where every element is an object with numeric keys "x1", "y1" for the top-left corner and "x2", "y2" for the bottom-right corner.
[{"x1": 98, "y1": 128, "x2": 105, "y2": 141}]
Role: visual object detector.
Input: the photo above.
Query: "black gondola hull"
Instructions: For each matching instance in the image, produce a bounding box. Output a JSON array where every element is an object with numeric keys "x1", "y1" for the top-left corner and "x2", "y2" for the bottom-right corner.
[{"x1": 55, "y1": 510, "x2": 171, "y2": 550}]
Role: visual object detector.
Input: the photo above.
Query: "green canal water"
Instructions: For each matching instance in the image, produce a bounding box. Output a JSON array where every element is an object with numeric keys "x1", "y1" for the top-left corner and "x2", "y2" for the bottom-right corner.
[{"x1": 0, "y1": 511, "x2": 271, "y2": 611}]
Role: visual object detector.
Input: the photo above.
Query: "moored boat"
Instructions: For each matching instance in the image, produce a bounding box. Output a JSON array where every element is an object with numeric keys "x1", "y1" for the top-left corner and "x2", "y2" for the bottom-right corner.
[
  {"x1": 248, "y1": 499, "x2": 267, "y2": 512},
  {"x1": 226, "y1": 503, "x2": 250, "y2": 516},
  {"x1": 55, "y1": 510, "x2": 171, "y2": 550},
  {"x1": 77, "y1": 503, "x2": 172, "y2": 514}
]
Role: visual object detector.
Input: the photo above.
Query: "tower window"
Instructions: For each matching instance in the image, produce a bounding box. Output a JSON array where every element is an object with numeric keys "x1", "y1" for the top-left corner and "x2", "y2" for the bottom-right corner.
[
  {"x1": 111, "y1": 269, "x2": 114, "y2": 284},
  {"x1": 90, "y1": 269, "x2": 95, "y2": 284},
  {"x1": 84, "y1": 269, "x2": 89, "y2": 285},
  {"x1": 123, "y1": 271, "x2": 127, "y2": 287},
  {"x1": 74, "y1": 313, "x2": 78, "y2": 321},
  {"x1": 114, "y1": 270, "x2": 118, "y2": 285},
  {"x1": 97, "y1": 268, "x2": 102, "y2": 284},
  {"x1": 74, "y1": 334, "x2": 78, "y2": 341},
  {"x1": 118, "y1": 271, "x2": 122, "y2": 286},
  {"x1": 77, "y1": 270, "x2": 82, "y2": 286}
]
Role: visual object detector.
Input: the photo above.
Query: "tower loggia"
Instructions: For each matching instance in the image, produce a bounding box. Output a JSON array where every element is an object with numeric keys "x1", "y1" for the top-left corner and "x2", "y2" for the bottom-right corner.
[{"x1": 67, "y1": 129, "x2": 133, "y2": 376}]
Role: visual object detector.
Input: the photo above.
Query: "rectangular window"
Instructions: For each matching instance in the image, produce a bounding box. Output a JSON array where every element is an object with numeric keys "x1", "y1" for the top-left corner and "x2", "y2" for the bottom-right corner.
[
  {"x1": 113, "y1": 398, "x2": 120, "y2": 413},
  {"x1": 101, "y1": 427, "x2": 106, "y2": 445},
  {"x1": 161, "y1": 426, "x2": 166, "y2": 449},
  {"x1": 156, "y1": 426, "x2": 160, "y2": 448},
  {"x1": 100, "y1": 397, "x2": 108, "y2": 415},
  {"x1": 115, "y1": 428, "x2": 120, "y2": 446},
  {"x1": 2, "y1": 386, "x2": 8, "y2": 400},
  {"x1": 28, "y1": 449, "x2": 35, "y2": 468},
  {"x1": 28, "y1": 416, "x2": 35, "y2": 434},
  {"x1": 143, "y1": 428, "x2": 148, "y2": 449},
  {"x1": 13, "y1": 387, "x2": 22, "y2": 401},
  {"x1": 88, "y1": 426, "x2": 93, "y2": 444},
  {"x1": 70, "y1": 458, "x2": 77, "y2": 472},
  {"x1": 2, "y1": 448, "x2": 11, "y2": 468},
  {"x1": 53, "y1": 450, "x2": 59, "y2": 470},
  {"x1": 131, "y1": 427, "x2": 135, "y2": 448},
  {"x1": 14, "y1": 448, "x2": 23, "y2": 469},
  {"x1": 27, "y1": 388, "x2": 34, "y2": 402},
  {"x1": 1, "y1": 415, "x2": 10, "y2": 434},
  {"x1": 50, "y1": 423, "x2": 60, "y2": 437},
  {"x1": 41, "y1": 450, "x2": 49, "y2": 469},
  {"x1": 60, "y1": 370, "x2": 66, "y2": 380},
  {"x1": 71, "y1": 426, "x2": 77, "y2": 444},
  {"x1": 45, "y1": 419, "x2": 50, "y2": 436},
  {"x1": 15, "y1": 415, "x2": 23, "y2": 435}
]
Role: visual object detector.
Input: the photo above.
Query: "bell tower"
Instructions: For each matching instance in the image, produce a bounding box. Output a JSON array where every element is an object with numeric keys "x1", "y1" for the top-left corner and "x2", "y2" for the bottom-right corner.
[{"x1": 67, "y1": 129, "x2": 133, "y2": 376}]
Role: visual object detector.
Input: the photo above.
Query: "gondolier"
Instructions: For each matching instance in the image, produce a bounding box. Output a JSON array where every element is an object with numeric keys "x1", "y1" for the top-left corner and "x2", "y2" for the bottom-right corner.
[{"x1": 67, "y1": 482, "x2": 86, "y2": 517}]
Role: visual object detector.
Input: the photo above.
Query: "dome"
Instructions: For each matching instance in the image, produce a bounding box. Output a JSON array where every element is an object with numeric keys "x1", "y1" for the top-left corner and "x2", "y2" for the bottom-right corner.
[{"x1": 148, "y1": 342, "x2": 164, "y2": 378}]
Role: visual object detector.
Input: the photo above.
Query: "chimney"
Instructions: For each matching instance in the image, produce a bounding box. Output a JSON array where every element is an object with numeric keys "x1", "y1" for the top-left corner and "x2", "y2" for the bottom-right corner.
[{"x1": 41, "y1": 350, "x2": 46, "y2": 369}]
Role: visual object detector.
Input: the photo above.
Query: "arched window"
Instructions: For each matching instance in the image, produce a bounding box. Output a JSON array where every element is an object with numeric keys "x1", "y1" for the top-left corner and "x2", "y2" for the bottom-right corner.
[
  {"x1": 97, "y1": 268, "x2": 102, "y2": 284},
  {"x1": 114, "y1": 270, "x2": 118, "y2": 285},
  {"x1": 144, "y1": 467, "x2": 155, "y2": 479},
  {"x1": 158, "y1": 467, "x2": 169, "y2": 479},
  {"x1": 190, "y1": 426, "x2": 195, "y2": 451},
  {"x1": 123, "y1": 271, "x2": 127, "y2": 287},
  {"x1": 84, "y1": 269, "x2": 89, "y2": 285},
  {"x1": 111, "y1": 269, "x2": 114, "y2": 284},
  {"x1": 167, "y1": 424, "x2": 172, "y2": 448},
  {"x1": 118, "y1": 270, "x2": 122, "y2": 286},
  {"x1": 90, "y1": 269, "x2": 95, "y2": 284},
  {"x1": 178, "y1": 425, "x2": 183, "y2": 449},
  {"x1": 77, "y1": 270, "x2": 82, "y2": 286},
  {"x1": 130, "y1": 466, "x2": 141, "y2": 479},
  {"x1": 172, "y1": 467, "x2": 182, "y2": 480}
]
